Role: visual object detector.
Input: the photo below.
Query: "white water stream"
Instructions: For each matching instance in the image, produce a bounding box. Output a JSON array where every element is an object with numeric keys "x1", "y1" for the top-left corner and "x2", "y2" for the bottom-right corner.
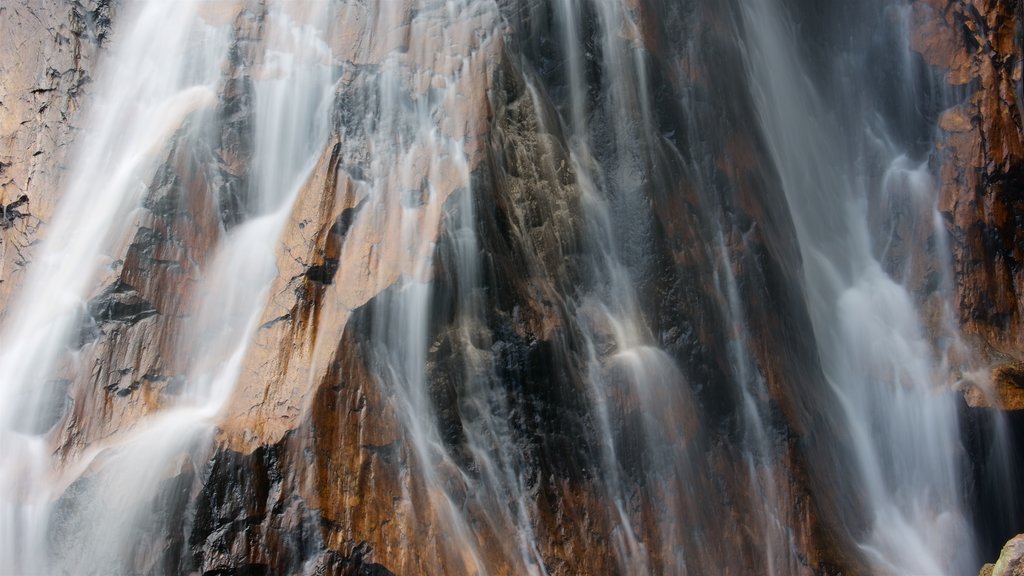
[
  {"x1": 0, "y1": 2, "x2": 333, "y2": 573},
  {"x1": 740, "y1": 0, "x2": 974, "y2": 572}
]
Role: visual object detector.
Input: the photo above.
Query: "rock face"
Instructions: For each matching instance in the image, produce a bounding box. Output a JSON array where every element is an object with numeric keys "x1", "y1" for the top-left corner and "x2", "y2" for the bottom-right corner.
[
  {"x1": 0, "y1": 0, "x2": 111, "y2": 311},
  {"x1": 2, "y1": 0, "x2": 1021, "y2": 575},
  {"x1": 912, "y1": 0, "x2": 1024, "y2": 361}
]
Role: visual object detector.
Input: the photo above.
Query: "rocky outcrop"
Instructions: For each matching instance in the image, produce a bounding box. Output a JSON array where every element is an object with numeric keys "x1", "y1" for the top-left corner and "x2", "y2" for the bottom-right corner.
[
  {"x1": 912, "y1": 0, "x2": 1024, "y2": 364},
  {"x1": 980, "y1": 534, "x2": 1024, "y2": 576}
]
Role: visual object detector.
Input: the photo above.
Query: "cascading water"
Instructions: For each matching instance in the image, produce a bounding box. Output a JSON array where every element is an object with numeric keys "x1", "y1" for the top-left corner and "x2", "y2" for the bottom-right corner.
[
  {"x1": 1, "y1": 2, "x2": 333, "y2": 573},
  {"x1": 0, "y1": 0, "x2": 1017, "y2": 574},
  {"x1": 739, "y1": 0, "x2": 977, "y2": 572},
  {"x1": 0, "y1": 3, "x2": 227, "y2": 572}
]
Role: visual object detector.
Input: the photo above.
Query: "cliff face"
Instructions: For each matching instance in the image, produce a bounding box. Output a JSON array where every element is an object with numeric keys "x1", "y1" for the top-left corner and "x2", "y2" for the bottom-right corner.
[
  {"x1": 171, "y1": 2, "x2": 852, "y2": 573},
  {"x1": 0, "y1": 0, "x2": 110, "y2": 311},
  {"x1": 1, "y1": 0, "x2": 1021, "y2": 575},
  {"x1": 913, "y1": 0, "x2": 1024, "y2": 371}
]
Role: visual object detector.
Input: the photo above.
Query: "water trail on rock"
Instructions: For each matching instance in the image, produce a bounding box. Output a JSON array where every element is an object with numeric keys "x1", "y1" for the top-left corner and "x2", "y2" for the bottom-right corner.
[
  {"x1": 550, "y1": 2, "x2": 705, "y2": 571},
  {"x1": 711, "y1": 231, "x2": 792, "y2": 576},
  {"x1": 0, "y1": 2, "x2": 224, "y2": 573},
  {"x1": 329, "y1": 2, "x2": 695, "y2": 571},
  {"x1": 740, "y1": 0, "x2": 975, "y2": 572},
  {"x1": 66, "y1": 7, "x2": 333, "y2": 574},
  {"x1": 351, "y1": 3, "x2": 565, "y2": 571},
  {"x1": 0, "y1": 2, "x2": 334, "y2": 573}
]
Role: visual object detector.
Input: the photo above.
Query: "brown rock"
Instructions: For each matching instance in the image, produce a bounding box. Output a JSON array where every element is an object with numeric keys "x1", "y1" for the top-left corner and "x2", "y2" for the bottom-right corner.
[
  {"x1": 962, "y1": 362, "x2": 1024, "y2": 410},
  {"x1": 913, "y1": 0, "x2": 1024, "y2": 372},
  {"x1": 991, "y1": 362, "x2": 1024, "y2": 410}
]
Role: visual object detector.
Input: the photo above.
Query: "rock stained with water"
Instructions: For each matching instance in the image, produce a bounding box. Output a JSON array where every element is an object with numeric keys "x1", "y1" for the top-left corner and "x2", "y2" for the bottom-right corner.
[
  {"x1": 912, "y1": 0, "x2": 1024, "y2": 399},
  {"x1": 0, "y1": 0, "x2": 1022, "y2": 575}
]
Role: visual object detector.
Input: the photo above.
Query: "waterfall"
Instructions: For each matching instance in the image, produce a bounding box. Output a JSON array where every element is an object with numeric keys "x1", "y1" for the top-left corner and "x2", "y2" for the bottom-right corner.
[
  {"x1": 0, "y1": 2, "x2": 333, "y2": 573},
  {"x1": 739, "y1": 0, "x2": 974, "y2": 572},
  {"x1": 0, "y1": 3, "x2": 226, "y2": 572},
  {"x1": 0, "y1": 0, "x2": 1015, "y2": 574}
]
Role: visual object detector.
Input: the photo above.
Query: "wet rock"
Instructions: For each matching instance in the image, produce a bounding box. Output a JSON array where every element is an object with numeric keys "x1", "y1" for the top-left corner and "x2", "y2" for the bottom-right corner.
[
  {"x1": 311, "y1": 548, "x2": 395, "y2": 576},
  {"x1": 217, "y1": 0, "x2": 511, "y2": 453},
  {"x1": 194, "y1": 1, "x2": 871, "y2": 573},
  {"x1": 912, "y1": 0, "x2": 1024, "y2": 361},
  {"x1": 87, "y1": 281, "x2": 158, "y2": 327},
  {"x1": 0, "y1": 0, "x2": 112, "y2": 312},
  {"x1": 10, "y1": 0, "x2": 1007, "y2": 574},
  {"x1": 211, "y1": 6, "x2": 261, "y2": 230},
  {"x1": 963, "y1": 362, "x2": 1024, "y2": 410},
  {"x1": 53, "y1": 116, "x2": 222, "y2": 453},
  {"x1": 996, "y1": 362, "x2": 1024, "y2": 392},
  {"x1": 187, "y1": 442, "x2": 322, "y2": 576}
]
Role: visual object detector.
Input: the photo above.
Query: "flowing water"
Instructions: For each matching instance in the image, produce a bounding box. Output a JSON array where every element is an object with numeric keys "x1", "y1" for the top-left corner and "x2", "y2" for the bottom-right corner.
[
  {"x1": 0, "y1": 0, "x2": 1014, "y2": 574},
  {"x1": 0, "y1": 1, "x2": 333, "y2": 573},
  {"x1": 739, "y1": 1, "x2": 974, "y2": 572}
]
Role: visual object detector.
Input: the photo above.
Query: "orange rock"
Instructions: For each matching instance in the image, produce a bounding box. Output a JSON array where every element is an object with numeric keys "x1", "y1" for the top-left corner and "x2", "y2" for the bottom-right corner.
[{"x1": 914, "y1": 0, "x2": 1024, "y2": 368}]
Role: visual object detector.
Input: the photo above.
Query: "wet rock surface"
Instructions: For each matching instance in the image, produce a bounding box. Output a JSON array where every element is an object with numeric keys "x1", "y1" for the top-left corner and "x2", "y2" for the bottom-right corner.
[
  {"x1": 2, "y1": 0, "x2": 1022, "y2": 574},
  {"x1": 186, "y1": 1, "x2": 863, "y2": 572},
  {"x1": 0, "y1": 0, "x2": 112, "y2": 312},
  {"x1": 912, "y1": 0, "x2": 1024, "y2": 361}
]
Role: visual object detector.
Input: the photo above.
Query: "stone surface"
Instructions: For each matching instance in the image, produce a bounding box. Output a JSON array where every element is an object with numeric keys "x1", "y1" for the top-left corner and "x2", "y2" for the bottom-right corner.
[
  {"x1": 961, "y1": 362, "x2": 1024, "y2": 410},
  {"x1": 983, "y1": 534, "x2": 1024, "y2": 576},
  {"x1": 912, "y1": 0, "x2": 1024, "y2": 366},
  {"x1": 4, "y1": 0, "x2": 1015, "y2": 575},
  {"x1": 190, "y1": 1, "x2": 859, "y2": 572},
  {"x1": 0, "y1": 0, "x2": 111, "y2": 312}
]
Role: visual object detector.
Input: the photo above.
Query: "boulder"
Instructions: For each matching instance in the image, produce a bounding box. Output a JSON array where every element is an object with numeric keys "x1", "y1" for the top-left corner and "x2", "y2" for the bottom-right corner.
[{"x1": 981, "y1": 534, "x2": 1024, "y2": 576}]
